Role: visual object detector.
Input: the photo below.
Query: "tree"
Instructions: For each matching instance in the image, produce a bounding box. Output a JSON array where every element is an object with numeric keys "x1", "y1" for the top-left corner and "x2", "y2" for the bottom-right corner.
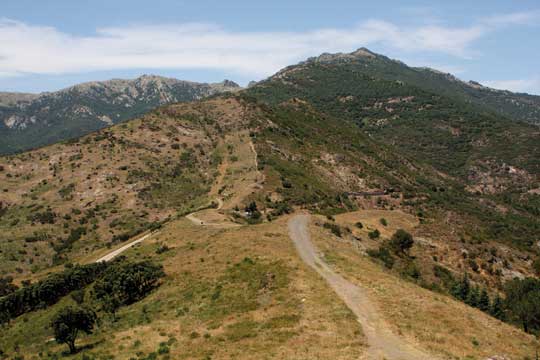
[
  {"x1": 94, "y1": 261, "x2": 164, "y2": 314},
  {"x1": 504, "y1": 278, "x2": 540, "y2": 333},
  {"x1": 245, "y1": 201, "x2": 258, "y2": 214},
  {"x1": 0, "y1": 276, "x2": 17, "y2": 297},
  {"x1": 50, "y1": 306, "x2": 96, "y2": 354},
  {"x1": 244, "y1": 201, "x2": 261, "y2": 219},
  {"x1": 451, "y1": 273, "x2": 470, "y2": 301},
  {"x1": 100, "y1": 295, "x2": 122, "y2": 321},
  {"x1": 478, "y1": 288, "x2": 491, "y2": 312},
  {"x1": 0, "y1": 262, "x2": 107, "y2": 324},
  {"x1": 490, "y1": 294, "x2": 505, "y2": 321},
  {"x1": 466, "y1": 286, "x2": 479, "y2": 308},
  {"x1": 389, "y1": 229, "x2": 414, "y2": 255},
  {"x1": 70, "y1": 289, "x2": 85, "y2": 305}
]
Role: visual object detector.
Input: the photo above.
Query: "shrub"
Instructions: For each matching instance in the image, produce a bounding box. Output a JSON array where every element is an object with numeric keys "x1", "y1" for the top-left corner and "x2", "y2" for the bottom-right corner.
[
  {"x1": 367, "y1": 247, "x2": 394, "y2": 268},
  {"x1": 380, "y1": 218, "x2": 388, "y2": 226},
  {"x1": 323, "y1": 222, "x2": 342, "y2": 237},
  {"x1": 155, "y1": 244, "x2": 170, "y2": 254},
  {"x1": 389, "y1": 229, "x2": 414, "y2": 255},
  {"x1": 368, "y1": 229, "x2": 380, "y2": 239}
]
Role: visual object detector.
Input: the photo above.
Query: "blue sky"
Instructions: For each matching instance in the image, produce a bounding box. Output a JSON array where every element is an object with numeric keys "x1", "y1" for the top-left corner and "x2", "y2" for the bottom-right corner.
[{"x1": 1, "y1": 0, "x2": 540, "y2": 94}]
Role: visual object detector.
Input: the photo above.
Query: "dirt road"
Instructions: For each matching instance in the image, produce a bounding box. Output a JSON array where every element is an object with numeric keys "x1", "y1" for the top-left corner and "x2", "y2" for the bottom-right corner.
[
  {"x1": 95, "y1": 232, "x2": 154, "y2": 262},
  {"x1": 288, "y1": 214, "x2": 438, "y2": 360},
  {"x1": 184, "y1": 198, "x2": 238, "y2": 227}
]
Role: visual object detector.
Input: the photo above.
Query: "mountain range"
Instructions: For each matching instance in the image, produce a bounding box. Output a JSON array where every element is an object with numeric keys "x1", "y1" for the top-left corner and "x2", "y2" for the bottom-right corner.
[
  {"x1": 0, "y1": 48, "x2": 539, "y2": 359},
  {"x1": 0, "y1": 75, "x2": 240, "y2": 154}
]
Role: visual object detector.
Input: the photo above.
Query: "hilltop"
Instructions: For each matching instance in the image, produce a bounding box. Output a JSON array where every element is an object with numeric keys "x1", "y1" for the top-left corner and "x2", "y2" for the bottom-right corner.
[{"x1": 285, "y1": 48, "x2": 540, "y2": 126}]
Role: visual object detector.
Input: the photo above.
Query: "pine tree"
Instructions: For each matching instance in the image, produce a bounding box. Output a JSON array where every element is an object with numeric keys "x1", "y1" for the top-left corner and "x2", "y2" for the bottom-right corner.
[
  {"x1": 478, "y1": 288, "x2": 490, "y2": 312},
  {"x1": 466, "y1": 286, "x2": 479, "y2": 308},
  {"x1": 451, "y1": 273, "x2": 470, "y2": 301},
  {"x1": 490, "y1": 295, "x2": 505, "y2": 321}
]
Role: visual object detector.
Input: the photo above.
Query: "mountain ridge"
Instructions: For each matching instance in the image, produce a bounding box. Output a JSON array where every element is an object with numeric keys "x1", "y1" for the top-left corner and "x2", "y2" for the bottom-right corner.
[
  {"x1": 271, "y1": 47, "x2": 540, "y2": 125},
  {"x1": 0, "y1": 75, "x2": 240, "y2": 154}
]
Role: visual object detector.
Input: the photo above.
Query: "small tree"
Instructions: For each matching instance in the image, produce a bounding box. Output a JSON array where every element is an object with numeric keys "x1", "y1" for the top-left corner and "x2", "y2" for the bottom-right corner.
[
  {"x1": 389, "y1": 229, "x2": 414, "y2": 255},
  {"x1": 466, "y1": 286, "x2": 479, "y2": 308},
  {"x1": 50, "y1": 306, "x2": 96, "y2": 354},
  {"x1": 490, "y1": 294, "x2": 505, "y2": 321},
  {"x1": 478, "y1": 288, "x2": 491, "y2": 312},
  {"x1": 451, "y1": 273, "x2": 470, "y2": 301},
  {"x1": 244, "y1": 201, "x2": 261, "y2": 219}
]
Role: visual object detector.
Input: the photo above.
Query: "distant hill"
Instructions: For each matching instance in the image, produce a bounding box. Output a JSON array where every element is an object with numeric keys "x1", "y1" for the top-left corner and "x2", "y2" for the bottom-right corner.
[{"x1": 0, "y1": 75, "x2": 240, "y2": 154}]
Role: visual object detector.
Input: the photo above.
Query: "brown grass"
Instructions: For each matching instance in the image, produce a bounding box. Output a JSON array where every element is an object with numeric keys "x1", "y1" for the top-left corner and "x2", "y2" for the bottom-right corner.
[
  {"x1": 310, "y1": 214, "x2": 539, "y2": 359},
  {"x1": 0, "y1": 216, "x2": 367, "y2": 359}
]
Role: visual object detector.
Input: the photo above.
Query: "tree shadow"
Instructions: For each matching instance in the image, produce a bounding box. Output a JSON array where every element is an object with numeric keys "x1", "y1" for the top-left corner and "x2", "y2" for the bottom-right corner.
[{"x1": 60, "y1": 338, "x2": 105, "y2": 357}]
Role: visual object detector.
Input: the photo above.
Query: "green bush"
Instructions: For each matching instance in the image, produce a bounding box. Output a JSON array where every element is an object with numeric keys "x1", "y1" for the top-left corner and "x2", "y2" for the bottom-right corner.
[
  {"x1": 367, "y1": 247, "x2": 394, "y2": 269},
  {"x1": 389, "y1": 229, "x2": 414, "y2": 255},
  {"x1": 323, "y1": 222, "x2": 342, "y2": 237}
]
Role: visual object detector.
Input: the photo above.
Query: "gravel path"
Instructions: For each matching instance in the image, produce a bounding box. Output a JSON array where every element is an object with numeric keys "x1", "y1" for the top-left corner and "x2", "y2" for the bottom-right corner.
[{"x1": 288, "y1": 214, "x2": 438, "y2": 360}]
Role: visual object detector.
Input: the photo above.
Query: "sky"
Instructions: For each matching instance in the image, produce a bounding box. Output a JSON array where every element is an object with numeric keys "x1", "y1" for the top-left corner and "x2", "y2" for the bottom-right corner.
[{"x1": 1, "y1": 0, "x2": 540, "y2": 94}]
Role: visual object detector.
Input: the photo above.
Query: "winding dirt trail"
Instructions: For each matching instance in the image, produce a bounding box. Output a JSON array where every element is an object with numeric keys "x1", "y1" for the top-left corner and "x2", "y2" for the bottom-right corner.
[
  {"x1": 184, "y1": 197, "x2": 237, "y2": 227},
  {"x1": 186, "y1": 138, "x2": 262, "y2": 227},
  {"x1": 288, "y1": 214, "x2": 438, "y2": 360}
]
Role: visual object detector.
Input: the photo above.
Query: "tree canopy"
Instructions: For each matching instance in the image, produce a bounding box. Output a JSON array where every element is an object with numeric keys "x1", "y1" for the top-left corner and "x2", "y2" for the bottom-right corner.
[
  {"x1": 50, "y1": 306, "x2": 96, "y2": 354},
  {"x1": 390, "y1": 229, "x2": 414, "y2": 255}
]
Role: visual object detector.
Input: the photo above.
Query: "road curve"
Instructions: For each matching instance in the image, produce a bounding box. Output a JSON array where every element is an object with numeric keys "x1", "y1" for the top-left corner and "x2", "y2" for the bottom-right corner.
[{"x1": 288, "y1": 214, "x2": 438, "y2": 360}]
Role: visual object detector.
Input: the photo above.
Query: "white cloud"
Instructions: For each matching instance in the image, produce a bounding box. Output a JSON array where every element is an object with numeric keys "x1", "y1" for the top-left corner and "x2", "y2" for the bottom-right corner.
[
  {"x1": 483, "y1": 78, "x2": 540, "y2": 94},
  {"x1": 0, "y1": 12, "x2": 535, "y2": 79},
  {"x1": 481, "y1": 11, "x2": 540, "y2": 26}
]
